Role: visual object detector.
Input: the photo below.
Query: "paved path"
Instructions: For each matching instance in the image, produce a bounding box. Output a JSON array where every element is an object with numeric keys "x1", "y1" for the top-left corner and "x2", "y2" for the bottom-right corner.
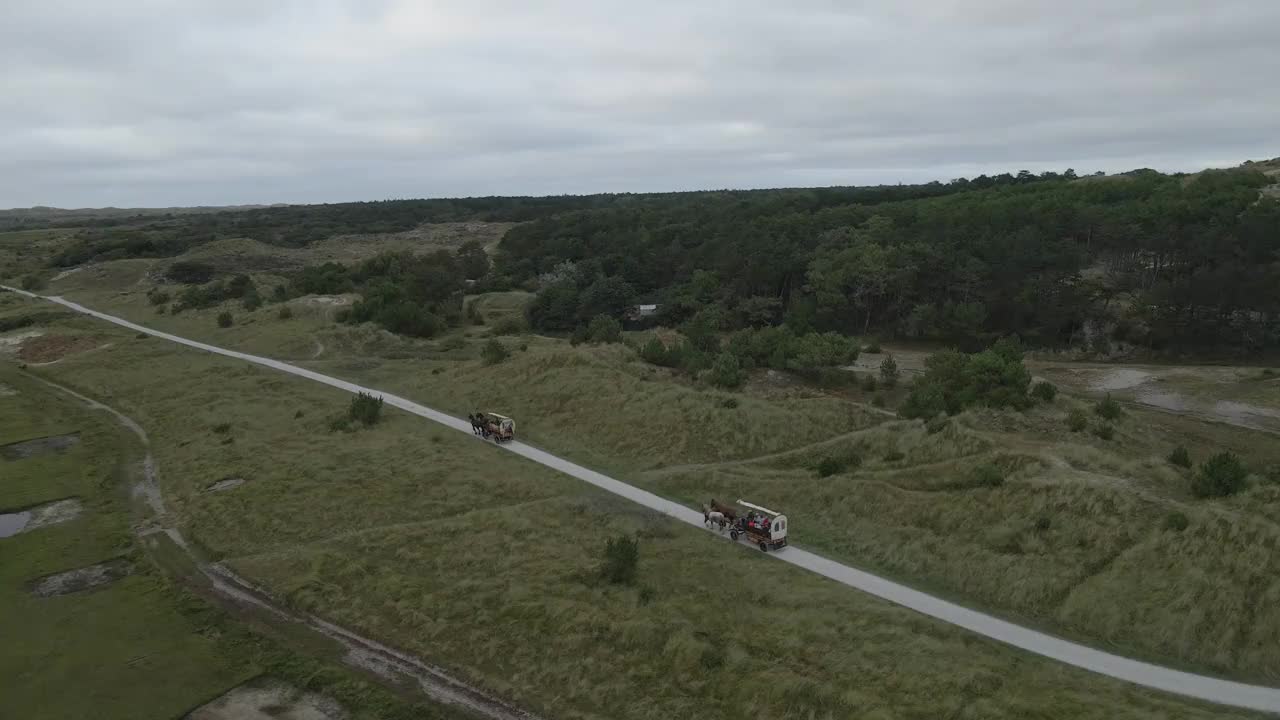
[{"x1": 6, "y1": 286, "x2": 1278, "y2": 714}]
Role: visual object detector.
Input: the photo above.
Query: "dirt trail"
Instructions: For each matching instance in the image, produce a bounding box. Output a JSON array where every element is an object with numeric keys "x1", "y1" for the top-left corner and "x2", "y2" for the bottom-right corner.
[
  {"x1": 12, "y1": 285, "x2": 1280, "y2": 715},
  {"x1": 32, "y1": 374, "x2": 544, "y2": 720}
]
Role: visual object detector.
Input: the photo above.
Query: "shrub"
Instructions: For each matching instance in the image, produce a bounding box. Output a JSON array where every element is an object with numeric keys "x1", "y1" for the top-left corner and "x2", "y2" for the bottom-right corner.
[
  {"x1": 1031, "y1": 381, "x2": 1057, "y2": 403},
  {"x1": 481, "y1": 338, "x2": 510, "y2": 365},
  {"x1": 1191, "y1": 452, "x2": 1248, "y2": 498},
  {"x1": 465, "y1": 301, "x2": 484, "y2": 326},
  {"x1": 1067, "y1": 409, "x2": 1088, "y2": 432},
  {"x1": 146, "y1": 288, "x2": 171, "y2": 306},
  {"x1": 1266, "y1": 465, "x2": 1280, "y2": 485},
  {"x1": 925, "y1": 414, "x2": 949, "y2": 435},
  {"x1": 328, "y1": 416, "x2": 352, "y2": 433},
  {"x1": 20, "y1": 274, "x2": 47, "y2": 291},
  {"x1": 277, "y1": 305, "x2": 294, "y2": 320},
  {"x1": 883, "y1": 451, "x2": 905, "y2": 462},
  {"x1": 492, "y1": 317, "x2": 526, "y2": 336},
  {"x1": 721, "y1": 397, "x2": 739, "y2": 409},
  {"x1": 709, "y1": 352, "x2": 745, "y2": 389},
  {"x1": 155, "y1": 305, "x2": 167, "y2": 315},
  {"x1": 1162, "y1": 511, "x2": 1190, "y2": 532},
  {"x1": 212, "y1": 422, "x2": 232, "y2": 434},
  {"x1": 168, "y1": 261, "x2": 216, "y2": 284},
  {"x1": 216, "y1": 311, "x2": 233, "y2": 328},
  {"x1": 348, "y1": 391, "x2": 384, "y2": 426},
  {"x1": 871, "y1": 395, "x2": 886, "y2": 408},
  {"x1": 441, "y1": 335, "x2": 467, "y2": 351},
  {"x1": 569, "y1": 325, "x2": 589, "y2": 345},
  {"x1": 1033, "y1": 516, "x2": 1051, "y2": 532},
  {"x1": 864, "y1": 339, "x2": 881, "y2": 353},
  {"x1": 242, "y1": 287, "x2": 263, "y2": 311},
  {"x1": 860, "y1": 374, "x2": 877, "y2": 392},
  {"x1": 815, "y1": 457, "x2": 845, "y2": 478},
  {"x1": 971, "y1": 463, "x2": 1004, "y2": 488},
  {"x1": 585, "y1": 314, "x2": 622, "y2": 344},
  {"x1": 272, "y1": 284, "x2": 289, "y2": 302},
  {"x1": 600, "y1": 535, "x2": 639, "y2": 585},
  {"x1": 879, "y1": 354, "x2": 899, "y2": 387},
  {"x1": 638, "y1": 585, "x2": 656, "y2": 606},
  {"x1": 1095, "y1": 394, "x2": 1123, "y2": 420},
  {"x1": 1092, "y1": 424, "x2": 1115, "y2": 441},
  {"x1": 1168, "y1": 446, "x2": 1192, "y2": 468}
]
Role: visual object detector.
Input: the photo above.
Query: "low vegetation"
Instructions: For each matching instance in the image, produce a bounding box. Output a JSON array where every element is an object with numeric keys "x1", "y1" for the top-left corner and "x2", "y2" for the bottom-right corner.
[
  {"x1": 348, "y1": 391, "x2": 384, "y2": 427},
  {"x1": 901, "y1": 339, "x2": 1031, "y2": 418},
  {"x1": 1191, "y1": 452, "x2": 1248, "y2": 498}
]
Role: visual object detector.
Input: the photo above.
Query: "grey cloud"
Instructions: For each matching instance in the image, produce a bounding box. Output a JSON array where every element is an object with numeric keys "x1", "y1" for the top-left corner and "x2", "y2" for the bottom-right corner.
[{"x1": 2, "y1": 0, "x2": 1277, "y2": 207}]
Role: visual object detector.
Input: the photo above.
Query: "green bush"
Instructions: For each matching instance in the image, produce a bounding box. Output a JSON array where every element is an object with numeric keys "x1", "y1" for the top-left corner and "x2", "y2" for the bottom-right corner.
[
  {"x1": 168, "y1": 261, "x2": 215, "y2": 284},
  {"x1": 272, "y1": 284, "x2": 289, "y2": 302},
  {"x1": 864, "y1": 339, "x2": 881, "y2": 353},
  {"x1": 1067, "y1": 409, "x2": 1088, "y2": 432},
  {"x1": 600, "y1": 535, "x2": 639, "y2": 585},
  {"x1": 902, "y1": 340, "x2": 1031, "y2": 419},
  {"x1": 20, "y1": 275, "x2": 47, "y2": 291},
  {"x1": 441, "y1": 335, "x2": 468, "y2": 351},
  {"x1": 585, "y1": 314, "x2": 622, "y2": 344},
  {"x1": 860, "y1": 374, "x2": 877, "y2": 392},
  {"x1": 1095, "y1": 394, "x2": 1123, "y2": 420},
  {"x1": 883, "y1": 451, "x2": 905, "y2": 462},
  {"x1": 971, "y1": 463, "x2": 1004, "y2": 488},
  {"x1": 721, "y1": 397, "x2": 739, "y2": 409},
  {"x1": 1034, "y1": 516, "x2": 1051, "y2": 532},
  {"x1": 569, "y1": 325, "x2": 589, "y2": 345},
  {"x1": 216, "y1": 311, "x2": 233, "y2": 328},
  {"x1": 481, "y1": 338, "x2": 510, "y2": 365},
  {"x1": 1092, "y1": 424, "x2": 1115, "y2": 441},
  {"x1": 815, "y1": 457, "x2": 845, "y2": 478},
  {"x1": 1163, "y1": 511, "x2": 1190, "y2": 532},
  {"x1": 277, "y1": 305, "x2": 294, "y2": 320},
  {"x1": 146, "y1": 288, "x2": 171, "y2": 306},
  {"x1": 925, "y1": 414, "x2": 950, "y2": 435},
  {"x1": 347, "y1": 392, "x2": 384, "y2": 426},
  {"x1": 1191, "y1": 452, "x2": 1248, "y2": 498},
  {"x1": 1031, "y1": 381, "x2": 1057, "y2": 403},
  {"x1": 1169, "y1": 446, "x2": 1192, "y2": 468},
  {"x1": 242, "y1": 287, "x2": 263, "y2": 311},
  {"x1": 879, "y1": 354, "x2": 899, "y2": 387},
  {"x1": 709, "y1": 352, "x2": 745, "y2": 389},
  {"x1": 212, "y1": 422, "x2": 232, "y2": 434},
  {"x1": 492, "y1": 317, "x2": 527, "y2": 336},
  {"x1": 871, "y1": 394, "x2": 886, "y2": 408}
]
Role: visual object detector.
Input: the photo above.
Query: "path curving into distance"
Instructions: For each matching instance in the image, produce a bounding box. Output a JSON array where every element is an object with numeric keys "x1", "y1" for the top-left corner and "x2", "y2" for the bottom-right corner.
[{"x1": 5, "y1": 285, "x2": 1278, "y2": 715}]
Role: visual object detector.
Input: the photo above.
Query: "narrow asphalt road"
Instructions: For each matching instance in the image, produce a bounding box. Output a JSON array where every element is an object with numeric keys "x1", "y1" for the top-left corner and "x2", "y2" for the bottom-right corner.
[{"x1": 6, "y1": 286, "x2": 1279, "y2": 714}]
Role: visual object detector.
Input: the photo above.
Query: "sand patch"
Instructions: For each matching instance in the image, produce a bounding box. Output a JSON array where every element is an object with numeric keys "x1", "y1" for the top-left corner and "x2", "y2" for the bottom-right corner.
[
  {"x1": 206, "y1": 477, "x2": 246, "y2": 493},
  {"x1": 1, "y1": 432, "x2": 80, "y2": 460},
  {"x1": 185, "y1": 678, "x2": 347, "y2": 720},
  {"x1": 1090, "y1": 368, "x2": 1153, "y2": 392},
  {"x1": 30, "y1": 559, "x2": 131, "y2": 597},
  {"x1": 0, "y1": 383, "x2": 16, "y2": 397},
  {"x1": 0, "y1": 329, "x2": 45, "y2": 352}
]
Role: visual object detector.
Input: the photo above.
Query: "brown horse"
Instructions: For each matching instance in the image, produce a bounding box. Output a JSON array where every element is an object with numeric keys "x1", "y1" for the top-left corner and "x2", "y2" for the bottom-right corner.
[{"x1": 709, "y1": 499, "x2": 739, "y2": 523}]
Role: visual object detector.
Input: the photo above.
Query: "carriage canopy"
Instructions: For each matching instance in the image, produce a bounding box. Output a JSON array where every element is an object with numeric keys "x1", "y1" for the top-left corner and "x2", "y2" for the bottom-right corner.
[{"x1": 737, "y1": 499, "x2": 788, "y2": 541}]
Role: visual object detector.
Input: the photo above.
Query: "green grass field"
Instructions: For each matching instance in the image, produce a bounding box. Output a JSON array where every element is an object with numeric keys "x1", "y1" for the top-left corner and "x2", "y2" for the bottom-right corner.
[
  {"x1": 0, "y1": 287, "x2": 1274, "y2": 718},
  {"x1": 0, "y1": 365, "x2": 252, "y2": 720}
]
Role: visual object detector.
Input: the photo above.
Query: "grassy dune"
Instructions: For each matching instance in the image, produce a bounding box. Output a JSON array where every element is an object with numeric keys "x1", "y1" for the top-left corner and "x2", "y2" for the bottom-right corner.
[{"x1": 9, "y1": 309, "x2": 1264, "y2": 719}]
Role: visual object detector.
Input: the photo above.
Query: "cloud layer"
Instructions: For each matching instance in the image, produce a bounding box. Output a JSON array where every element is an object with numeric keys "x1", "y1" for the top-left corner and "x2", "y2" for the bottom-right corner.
[{"x1": 4, "y1": 0, "x2": 1278, "y2": 207}]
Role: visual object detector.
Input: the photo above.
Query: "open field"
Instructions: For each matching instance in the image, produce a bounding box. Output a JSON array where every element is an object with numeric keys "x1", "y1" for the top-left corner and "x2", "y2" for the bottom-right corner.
[
  {"x1": 3, "y1": 291, "x2": 1274, "y2": 718},
  {"x1": 16, "y1": 269, "x2": 1280, "y2": 686}
]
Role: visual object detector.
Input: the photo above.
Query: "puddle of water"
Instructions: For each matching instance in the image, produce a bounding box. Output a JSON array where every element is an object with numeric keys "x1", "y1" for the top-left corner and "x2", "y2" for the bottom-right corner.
[
  {"x1": 0, "y1": 433, "x2": 81, "y2": 460},
  {"x1": 1092, "y1": 368, "x2": 1153, "y2": 392},
  {"x1": 1216, "y1": 401, "x2": 1280, "y2": 421},
  {"x1": 0, "y1": 511, "x2": 32, "y2": 538}
]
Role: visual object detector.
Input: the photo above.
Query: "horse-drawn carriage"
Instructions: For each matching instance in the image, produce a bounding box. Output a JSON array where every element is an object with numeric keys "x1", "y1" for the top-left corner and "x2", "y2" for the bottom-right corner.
[
  {"x1": 473, "y1": 412, "x2": 515, "y2": 443},
  {"x1": 703, "y1": 498, "x2": 788, "y2": 552}
]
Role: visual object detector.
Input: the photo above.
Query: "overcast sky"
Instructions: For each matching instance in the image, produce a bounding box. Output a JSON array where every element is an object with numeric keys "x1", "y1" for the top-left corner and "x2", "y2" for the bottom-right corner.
[{"x1": 3, "y1": 0, "x2": 1278, "y2": 208}]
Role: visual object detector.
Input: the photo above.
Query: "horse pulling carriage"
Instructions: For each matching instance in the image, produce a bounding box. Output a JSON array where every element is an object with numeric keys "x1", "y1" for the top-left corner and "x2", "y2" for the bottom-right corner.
[
  {"x1": 471, "y1": 412, "x2": 515, "y2": 443},
  {"x1": 703, "y1": 498, "x2": 788, "y2": 552}
]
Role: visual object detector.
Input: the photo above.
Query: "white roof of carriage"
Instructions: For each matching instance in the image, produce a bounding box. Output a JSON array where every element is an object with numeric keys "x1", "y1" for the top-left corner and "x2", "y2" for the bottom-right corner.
[{"x1": 737, "y1": 499, "x2": 782, "y2": 517}]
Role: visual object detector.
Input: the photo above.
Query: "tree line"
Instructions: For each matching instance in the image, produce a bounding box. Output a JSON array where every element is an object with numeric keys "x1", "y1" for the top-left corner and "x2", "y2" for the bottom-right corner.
[{"x1": 499, "y1": 168, "x2": 1279, "y2": 352}]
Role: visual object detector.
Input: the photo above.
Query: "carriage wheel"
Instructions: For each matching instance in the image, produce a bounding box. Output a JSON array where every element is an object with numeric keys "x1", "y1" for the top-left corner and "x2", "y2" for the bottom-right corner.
[
  {"x1": 758, "y1": 541, "x2": 768, "y2": 552},
  {"x1": 730, "y1": 530, "x2": 739, "y2": 541}
]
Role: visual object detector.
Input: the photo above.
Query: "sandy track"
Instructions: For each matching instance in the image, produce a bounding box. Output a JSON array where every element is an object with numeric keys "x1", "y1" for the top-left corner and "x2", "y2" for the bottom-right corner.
[{"x1": 7, "y1": 285, "x2": 1280, "y2": 714}]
